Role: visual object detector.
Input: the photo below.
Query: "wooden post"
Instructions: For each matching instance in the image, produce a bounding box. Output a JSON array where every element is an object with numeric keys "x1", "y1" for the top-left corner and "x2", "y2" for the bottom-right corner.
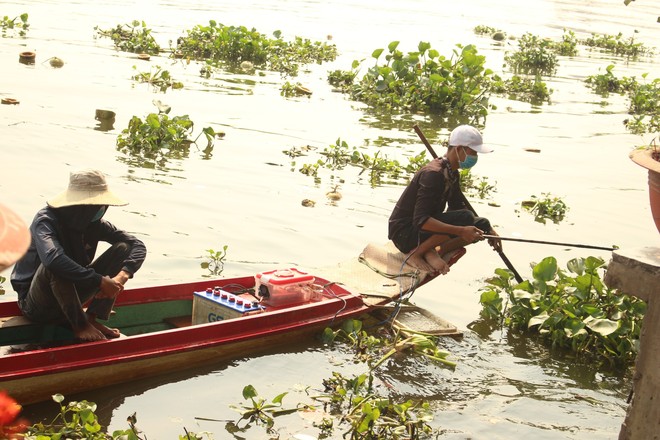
[{"x1": 604, "y1": 247, "x2": 660, "y2": 440}]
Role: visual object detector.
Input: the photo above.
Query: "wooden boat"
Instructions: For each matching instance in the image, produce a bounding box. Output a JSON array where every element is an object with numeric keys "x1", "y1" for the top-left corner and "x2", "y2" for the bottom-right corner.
[{"x1": 0, "y1": 244, "x2": 466, "y2": 405}]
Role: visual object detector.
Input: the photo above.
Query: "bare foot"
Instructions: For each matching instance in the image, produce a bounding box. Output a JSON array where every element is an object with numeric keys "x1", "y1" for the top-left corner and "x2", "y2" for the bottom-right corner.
[
  {"x1": 424, "y1": 250, "x2": 450, "y2": 275},
  {"x1": 405, "y1": 252, "x2": 435, "y2": 272},
  {"x1": 89, "y1": 316, "x2": 121, "y2": 339},
  {"x1": 75, "y1": 322, "x2": 107, "y2": 342}
]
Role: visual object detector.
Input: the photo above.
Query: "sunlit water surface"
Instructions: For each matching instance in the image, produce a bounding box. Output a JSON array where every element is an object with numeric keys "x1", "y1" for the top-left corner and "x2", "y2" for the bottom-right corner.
[{"x1": 2, "y1": 0, "x2": 659, "y2": 438}]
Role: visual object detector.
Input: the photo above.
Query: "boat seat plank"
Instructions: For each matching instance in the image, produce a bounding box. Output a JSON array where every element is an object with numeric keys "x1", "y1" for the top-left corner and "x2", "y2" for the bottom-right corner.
[{"x1": 0, "y1": 315, "x2": 36, "y2": 328}]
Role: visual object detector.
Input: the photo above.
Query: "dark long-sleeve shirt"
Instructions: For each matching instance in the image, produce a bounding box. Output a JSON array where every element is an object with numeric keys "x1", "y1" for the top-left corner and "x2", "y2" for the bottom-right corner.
[
  {"x1": 10, "y1": 206, "x2": 146, "y2": 300},
  {"x1": 388, "y1": 157, "x2": 464, "y2": 240}
]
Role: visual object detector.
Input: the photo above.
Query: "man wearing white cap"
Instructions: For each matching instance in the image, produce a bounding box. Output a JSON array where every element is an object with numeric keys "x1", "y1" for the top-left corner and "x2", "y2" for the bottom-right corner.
[
  {"x1": 389, "y1": 125, "x2": 501, "y2": 274},
  {"x1": 10, "y1": 169, "x2": 147, "y2": 341}
]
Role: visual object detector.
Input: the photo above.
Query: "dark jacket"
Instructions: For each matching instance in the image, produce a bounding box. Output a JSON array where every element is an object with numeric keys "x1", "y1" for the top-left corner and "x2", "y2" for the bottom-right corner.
[{"x1": 10, "y1": 205, "x2": 146, "y2": 300}]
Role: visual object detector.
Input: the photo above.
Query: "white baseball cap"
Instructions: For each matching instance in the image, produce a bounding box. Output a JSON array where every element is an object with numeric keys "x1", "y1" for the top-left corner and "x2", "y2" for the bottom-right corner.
[{"x1": 448, "y1": 125, "x2": 493, "y2": 153}]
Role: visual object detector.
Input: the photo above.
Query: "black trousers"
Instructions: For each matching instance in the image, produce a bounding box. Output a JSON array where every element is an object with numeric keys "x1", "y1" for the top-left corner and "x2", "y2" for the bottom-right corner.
[
  {"x1": 18, "y1": 242, "x2": 130, "y2": 329},
  {"x1": 392, "y1": 209, "x2": 492, "y2": 254}
]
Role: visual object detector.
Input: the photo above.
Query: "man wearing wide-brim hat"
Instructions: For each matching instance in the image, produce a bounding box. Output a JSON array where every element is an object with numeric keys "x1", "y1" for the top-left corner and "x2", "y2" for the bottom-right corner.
[{"x1": 10, "y1": 169, "x2": 147, "y2": 341}]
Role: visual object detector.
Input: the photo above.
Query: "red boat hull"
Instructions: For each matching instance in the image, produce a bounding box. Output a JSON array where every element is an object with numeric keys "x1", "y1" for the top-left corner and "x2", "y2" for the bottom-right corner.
[{"x1": 0, "y1": 275, "x2": 370, "y2": 404}]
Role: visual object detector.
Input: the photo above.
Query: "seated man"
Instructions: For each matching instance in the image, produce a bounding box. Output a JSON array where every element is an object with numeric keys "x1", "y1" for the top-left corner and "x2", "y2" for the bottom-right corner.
[
  {"x1": 388, "y1": 125, "x2": 501, "y2": 274},
  {"x1": 10, "y1": 169, "x2": 147, "y2": 341}
]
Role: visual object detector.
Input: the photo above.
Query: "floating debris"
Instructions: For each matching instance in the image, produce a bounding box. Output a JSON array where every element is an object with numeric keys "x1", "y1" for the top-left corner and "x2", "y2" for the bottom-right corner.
[
  {"x1": 137, "y1": 53, "x2": 151, "y2": 61},
  {"x1": 295, "y1": 84, "x2": 312, "y2": 95},
  {"x1": 301, "y1": 199, "x2": 316, "y2": 207},
  {"x1": 19, "y1": 51, "x2": 35, "y2": 65},
  {"x1": 326, "y1": 186, "x2": 342, "y2": 201},
  {"x1": 48, "y1": 57, "x2": 64, "y2": 68},
  {"x1": 1, "y1": 98, "x2": 19, "y2": 105},
  {"x1": 240, "y1": 60, "x2": 254, "y2": 72},
  {"x1": 524, "y1": 148, "x2": 542, "y2": 153},
  {"x1": 492, "y1": 31, "x2": 506, "y2": 41},
  {"x1": 95, "y1": 109, "x2": 116, "y2": 120}
]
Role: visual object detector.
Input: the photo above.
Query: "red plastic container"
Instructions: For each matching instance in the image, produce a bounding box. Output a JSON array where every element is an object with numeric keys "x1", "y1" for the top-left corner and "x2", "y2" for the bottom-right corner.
[{"x1": 255, "y1": 268, "x2": 315, "y2": 306}]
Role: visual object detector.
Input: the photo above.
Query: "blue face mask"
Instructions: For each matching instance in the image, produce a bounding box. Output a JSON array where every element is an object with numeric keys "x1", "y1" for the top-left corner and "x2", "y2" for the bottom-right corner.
[
  {"x1": 458, "y1": 148, "x2": 478, "y2": 169},
  {"x1": 91, "y1": 206, "x2": 107, "y2": 222}
]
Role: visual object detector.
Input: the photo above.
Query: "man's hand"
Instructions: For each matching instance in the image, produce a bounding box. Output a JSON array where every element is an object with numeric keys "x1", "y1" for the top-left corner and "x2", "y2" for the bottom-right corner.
[
  {"x1": 459, "y1": 226, "x2": 484, "y2": 244},
  {"x1": 98, "y1": 275, "x2": 124, "y2": 299},
  {"x1": 487, "y1": 229, "x2": 503, "y2": 252},
  {"x1": 113, "y1": 270, "x2": 131, "y2": 286}
]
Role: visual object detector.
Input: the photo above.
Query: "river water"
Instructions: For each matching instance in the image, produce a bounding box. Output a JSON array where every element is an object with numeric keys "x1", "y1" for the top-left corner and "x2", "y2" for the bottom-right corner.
[{"x1": 2, "y1": 0, "x2": 659, "y2": 438}]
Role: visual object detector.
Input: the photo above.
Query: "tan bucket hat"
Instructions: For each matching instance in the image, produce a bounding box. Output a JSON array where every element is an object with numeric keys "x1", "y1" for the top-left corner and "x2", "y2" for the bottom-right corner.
[
  {"x1": 0, "y1": 202, "x2": 31, "y2": 272},
  {"x1": 47, "y1": 169, "x2": 128, "y2": 208}
]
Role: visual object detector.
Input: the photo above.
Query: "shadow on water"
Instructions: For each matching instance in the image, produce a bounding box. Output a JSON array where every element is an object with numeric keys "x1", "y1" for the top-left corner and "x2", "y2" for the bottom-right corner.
[{"x1": 19, "y1": 338, "x2": 325, "y2": 433}]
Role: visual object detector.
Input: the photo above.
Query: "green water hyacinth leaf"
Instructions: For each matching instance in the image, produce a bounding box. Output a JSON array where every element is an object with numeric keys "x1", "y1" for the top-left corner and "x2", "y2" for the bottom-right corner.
[
  {"x1": 565, "y1": 327, "x2": 588, "y2": 338},
  {"x1": 513, "y1": 289, "x2": 533, "y2": 300},
  {"x1": 388, "y1": 40, "x2": 400, "y2": 52},
  {"x1": 242, "y1": 384, "x2": 257, "y2": 400},
  {"x1": 528, "y1": 311, "x2": 549, "y2": 328},
  {"x1": 584, "y1": 256, "x2": 605, "y2": 273},
  {"x1": 372, "y1": 48, "x2": 384, "y2": 59},
  {"x1": 533, "y1": 256, "x2": 558, "y2": 282},
  {"x1": 532, "y1": 257, "x2": 557, "y2": 282},
  {"x1": 584, "y1": 316, "x2": 619, "y2": 336},
  {"x1": 418, "y1": 41, "x2": 431, "y2": 54},
  {"x1": 567, "y1": 257, "x2": 584, "y2": 275}
]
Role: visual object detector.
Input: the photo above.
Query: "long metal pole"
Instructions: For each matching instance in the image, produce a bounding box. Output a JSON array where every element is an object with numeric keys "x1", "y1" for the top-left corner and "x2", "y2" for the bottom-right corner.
[
  {"x1": 483, "y1": 235, "x2": 617, "y2": 251},
  {"x1": 412, "y1": 124, "x2": 525, "y2": 283}
]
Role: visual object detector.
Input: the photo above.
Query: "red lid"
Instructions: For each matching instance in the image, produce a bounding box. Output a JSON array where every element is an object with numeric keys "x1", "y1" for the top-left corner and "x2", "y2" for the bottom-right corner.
[{"x1": 256, "y1": 268, "x2": 314, "y2": 285}]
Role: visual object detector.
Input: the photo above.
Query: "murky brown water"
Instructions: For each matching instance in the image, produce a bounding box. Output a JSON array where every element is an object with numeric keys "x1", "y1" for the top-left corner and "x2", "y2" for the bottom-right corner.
[{"x1": 2, "y1": 0, "x2": 659, "y2": 438}]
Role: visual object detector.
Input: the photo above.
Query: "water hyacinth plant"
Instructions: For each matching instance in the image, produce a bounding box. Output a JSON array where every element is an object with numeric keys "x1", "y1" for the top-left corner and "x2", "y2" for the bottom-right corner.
[
  {"x1": 584, "y1": 64, "x2": 638, "y2": 97},
  {"x1": 174, "y1": 21, "x2": 337, "y2": 76},
  {"x1": 492, "y1": 74, "x2": 552, "y2": 105},
  {"x1": 581, "y1": 31, "x2": 655, "y2": 58},
  {"x1": 584, "y1": 67, "x2": 659, "y2": 136},
  {"x1": 328, "y1": 41, "x2": 495, "y2": 124},
  {"x1": 95, "y1": 20, "x2": 161, "y2": 54},
  {"x1": 504, "y1": 33, "x2": 559, "y2": 75},
  {"x1": 116, "y1": 108, "x2": 221, "y2": 170},
  {"x1": 479, "y1": 256, "x2": 646, "y2": 366},
  {"x1": 131, "y1": 65, "x2": 183, "y2": 92},
  {"x1": 284, "y1": 137, "x2": 430, "y2": 187},
  {"x1": 1, "y1": 13, "x2": 29, "y2": 37},
  {"x1": 201, "y1": 245, "x2": 229, "y2": 277},
  {"x1": 521, "y1": 192, "x2": 568, "y2": 224}
]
